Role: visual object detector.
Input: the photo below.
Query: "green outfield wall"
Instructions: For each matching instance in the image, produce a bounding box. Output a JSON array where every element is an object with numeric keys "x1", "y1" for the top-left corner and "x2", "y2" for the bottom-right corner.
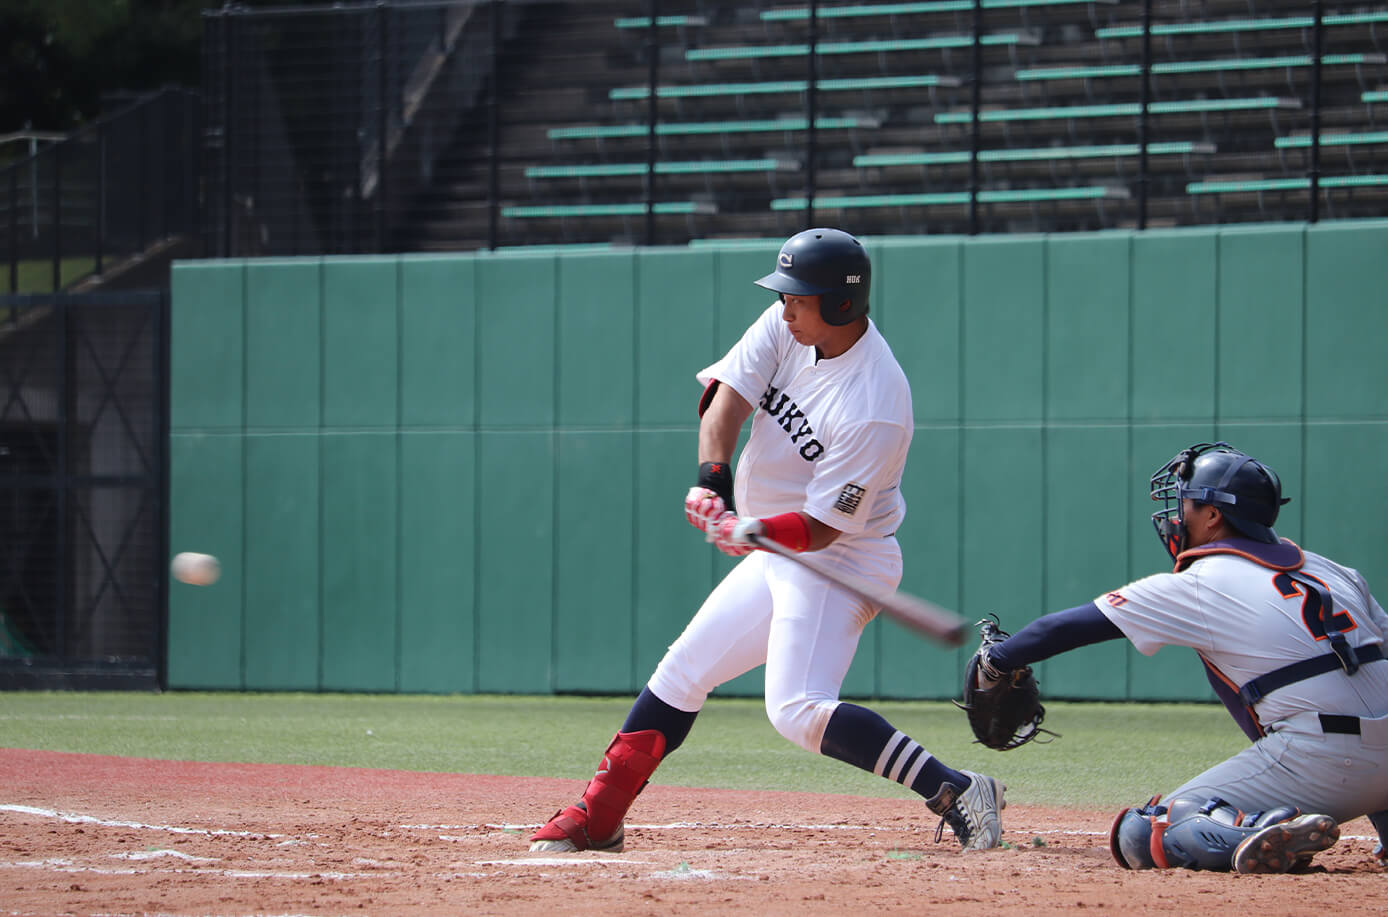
[{"x1": 168, "y1": 221, "x2": 1388, "y2": 700}]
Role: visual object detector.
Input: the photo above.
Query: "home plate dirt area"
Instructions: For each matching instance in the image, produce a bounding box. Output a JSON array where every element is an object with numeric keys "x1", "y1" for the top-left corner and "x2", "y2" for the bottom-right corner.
[{"x1": 1, "y1": 748, "x2": 1383, "y2": 917}]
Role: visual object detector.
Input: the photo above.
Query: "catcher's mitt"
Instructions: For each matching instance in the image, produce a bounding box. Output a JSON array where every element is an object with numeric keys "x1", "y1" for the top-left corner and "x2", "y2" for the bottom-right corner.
[{"x1": 955, "y1": 614, "x2": 1055, "y2": 751}]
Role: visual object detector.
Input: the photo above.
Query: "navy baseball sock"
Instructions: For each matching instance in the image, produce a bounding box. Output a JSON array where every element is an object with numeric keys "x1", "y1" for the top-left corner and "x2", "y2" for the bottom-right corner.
[
  {"x1": 621, "y1": 686, "x2": 698, "y2": 754},
  {"x1": 819, "y1": 702, "x2": 971, "y2": 799}
]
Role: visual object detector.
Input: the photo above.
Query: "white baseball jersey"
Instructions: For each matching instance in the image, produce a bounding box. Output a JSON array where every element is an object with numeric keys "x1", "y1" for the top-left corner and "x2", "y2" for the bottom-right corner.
[
  {"x1": 649, "y1": 303, "x2": 914, "y2": 752},
  {"x1": 696, "y1": 301, "x2": 912, "y2": 562},
  {"x1": 1096, "y1": 543, "x2": 1388, "y2": 728}
]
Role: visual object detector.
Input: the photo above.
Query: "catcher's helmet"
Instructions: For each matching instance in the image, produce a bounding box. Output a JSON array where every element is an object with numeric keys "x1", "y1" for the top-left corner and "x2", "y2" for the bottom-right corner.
[
  {"x1": 1149, "y1": 442, "x2": 1290, "y2": 560},
  {"x1": 755, "y1": 228, "x2": 871, "y2": 326}
]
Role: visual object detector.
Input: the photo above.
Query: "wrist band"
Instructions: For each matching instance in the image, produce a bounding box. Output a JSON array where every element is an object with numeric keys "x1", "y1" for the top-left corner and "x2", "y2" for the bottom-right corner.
[
  {"x1": 759, "y1": 512, "x2": 811, "y2": 553},
  {"x1": 697, "y1": 461, "x2": 734, "y2": 509}
]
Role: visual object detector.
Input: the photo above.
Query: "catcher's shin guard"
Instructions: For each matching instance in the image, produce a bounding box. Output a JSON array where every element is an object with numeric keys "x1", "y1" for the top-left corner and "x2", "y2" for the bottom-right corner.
[
  {"x1": 529, "y1": 729, "x2": 666, "y2": 852},
  {"x1": 1110, "y1": 795, "x2": 1313, "y2": 871}
]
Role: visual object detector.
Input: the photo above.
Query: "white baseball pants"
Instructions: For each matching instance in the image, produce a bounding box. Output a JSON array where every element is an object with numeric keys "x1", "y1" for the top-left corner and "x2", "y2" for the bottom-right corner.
[{"x1": 647, "y1": 545, "x2": 899, "y2": 753}]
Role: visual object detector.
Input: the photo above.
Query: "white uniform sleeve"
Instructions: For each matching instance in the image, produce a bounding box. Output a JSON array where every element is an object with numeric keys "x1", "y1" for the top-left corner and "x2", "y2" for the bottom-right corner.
[
  {"x1": 804, "y1": 420, "x2": 910, "y2": 535},
  {"x1": 1093, "y1": 572, "x2": 1215, "y2": 657},
  {"x1": 695, "y1": 302, "x2": 786, "y2": 406}
]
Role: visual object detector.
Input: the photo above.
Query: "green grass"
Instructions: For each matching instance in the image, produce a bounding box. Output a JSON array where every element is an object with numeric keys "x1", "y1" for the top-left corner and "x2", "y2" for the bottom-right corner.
[
  {"x1": 6, "y1": 256, "x2": 97, "y2": 293},
  {"x1": 0, "y1": 692, "x2": 1247, "y2": 809}
]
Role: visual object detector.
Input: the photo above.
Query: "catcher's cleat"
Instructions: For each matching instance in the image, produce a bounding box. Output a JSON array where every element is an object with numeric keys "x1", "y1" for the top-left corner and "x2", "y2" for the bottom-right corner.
[
  {"x1": 529, "y1": 801, "x2": 625, "y2": 853},
  {"x1": 1232, "y1": 813, "x2": 1339, "y2": 874},
  {"x1": 929, "y1": 770, "x2": 1006, "y2": 851}
]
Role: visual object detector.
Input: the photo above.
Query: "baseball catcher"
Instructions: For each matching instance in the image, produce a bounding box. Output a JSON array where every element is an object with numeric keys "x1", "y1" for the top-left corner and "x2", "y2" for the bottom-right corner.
[
  {"x1": 962, "y1": 442, "x2": 1388, "y2": 873},
  {"x1": 956, "y1": 615, "x2": 1050, "y2": 751}
]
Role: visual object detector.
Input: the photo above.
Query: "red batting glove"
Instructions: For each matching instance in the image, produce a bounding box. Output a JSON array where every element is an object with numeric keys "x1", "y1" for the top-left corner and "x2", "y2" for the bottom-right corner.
[
  {"x1": 684, "y1": 487, "x2": 727, "y2": 534},
  {"x1": 710, "y1": 513, "x2": 761, "y2": 557}
]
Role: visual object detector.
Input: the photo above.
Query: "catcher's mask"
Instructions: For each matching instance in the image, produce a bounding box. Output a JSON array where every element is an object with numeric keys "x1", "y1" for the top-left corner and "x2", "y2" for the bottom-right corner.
[
  {"x1": 755, "y1": 227, "x2": 871, "y2": 326},
  {"x1": 1149, "y1": 442, "x2": 1290, "y2": 561}
]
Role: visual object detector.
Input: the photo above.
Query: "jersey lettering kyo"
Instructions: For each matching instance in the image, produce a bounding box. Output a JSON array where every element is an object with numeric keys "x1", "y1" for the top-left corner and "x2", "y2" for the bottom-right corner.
[{"x1": 757, "y1": 384, "x2": 824, "y2": 460}]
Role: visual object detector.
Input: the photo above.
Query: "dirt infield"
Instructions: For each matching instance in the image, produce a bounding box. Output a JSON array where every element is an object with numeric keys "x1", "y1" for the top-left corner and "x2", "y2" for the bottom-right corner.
[{"x1": 1, "y1": 748, "x2": 1383, "y2": 916}]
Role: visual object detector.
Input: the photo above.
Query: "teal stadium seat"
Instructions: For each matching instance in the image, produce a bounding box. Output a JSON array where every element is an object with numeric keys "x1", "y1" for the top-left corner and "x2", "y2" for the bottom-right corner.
[
  {"x1": 502, "y1": 202, "x2": 717, "y2": 218},
  {"x1": 1275, "y1": 131, "x2": 1388, "y2": 149},
  {"x1": 935, "y1": 97, "x2": 1300, "y2": 124},
  {"x1": 609, "y1": 74, "x2": 960, "y2": 101},
  {"x1": 614, "y1": 15, "x2": 708, "y2": 28},
  {"x1": 854, "y1": 141, "x2": 1214, "y2": 167},
  {"x1": 1097, "y1": 11, "x2": 1388, "y2": 40},
  {"x1": 1186, "y1": 175, "x2": 1388, "y2": 194},
  {"x1": 525, "y1": 159, "x2": 798, "y2": 179},
  {"x1": 771, "y1": 186, "x2": 1128, "y2": 210},
  {"x1": 685, "y1": 32, "x2": 1039, "y2": 62},
  {"x1": 548, "y1": 116, "x2": 879, "y2": 141},
  {"x1": 1364, "y1": 91, "x2": 1388, "y2": 104},
  {"x1": 1016, "y1": 54, "x2": 1386, "y2": 81},
  {"x1": 761, "y1": 0, "x2": 1117, "y2": 20}
]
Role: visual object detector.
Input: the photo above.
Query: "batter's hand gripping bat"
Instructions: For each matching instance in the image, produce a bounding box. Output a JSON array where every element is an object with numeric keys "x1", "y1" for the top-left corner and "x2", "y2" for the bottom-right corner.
[{"x1": 745, "y1": 533, "x2": 969, "y2": 647}]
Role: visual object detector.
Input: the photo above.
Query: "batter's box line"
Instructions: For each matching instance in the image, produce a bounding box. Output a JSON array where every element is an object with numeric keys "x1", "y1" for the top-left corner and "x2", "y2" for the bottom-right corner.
[
  {"x1": 474, "y1": 822, "x2": 1115, "y2": 835},
  {"x1": 0, "y1": 803, "x2": 284, "y2": 838},
  {"x1": 0, "y1": 857, "x2": 388, "y2": 881},
  {"x1": 464, "y1": 823, "x2": 1383, "y2": 843},
  {"x1": 477, "y1": 821, "x2": 928, "y2": 832}
]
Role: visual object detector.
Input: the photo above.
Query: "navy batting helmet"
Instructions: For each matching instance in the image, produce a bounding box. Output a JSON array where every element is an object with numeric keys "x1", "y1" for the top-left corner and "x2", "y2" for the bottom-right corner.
[
  {"x1": 755, "y1": 228, "x2": 871, "y2": 326},
  {"x1": 1149, "y1": 442, "x2": 1290, "y2": 560}
]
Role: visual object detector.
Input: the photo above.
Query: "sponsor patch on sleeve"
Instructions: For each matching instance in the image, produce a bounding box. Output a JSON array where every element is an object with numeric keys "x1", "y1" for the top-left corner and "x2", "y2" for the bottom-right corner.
[{"x1": 833, "y1": 482, "x2": 867, "y2": 516}]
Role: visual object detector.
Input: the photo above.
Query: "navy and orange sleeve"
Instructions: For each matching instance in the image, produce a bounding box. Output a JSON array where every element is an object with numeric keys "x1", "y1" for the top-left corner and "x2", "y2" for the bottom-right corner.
[{"x1": 986, "y1": 602, "x2": 1124, "y2": 670}]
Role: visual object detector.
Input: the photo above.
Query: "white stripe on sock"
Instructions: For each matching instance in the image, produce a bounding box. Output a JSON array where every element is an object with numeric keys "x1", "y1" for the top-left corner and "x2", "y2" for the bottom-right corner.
[
  {"x1": 887, "y1": 740, "x2": 922, "y2": 783},
  {"x1": 873, "y1": 731, "x2": 907, "y2": 777},
  {"x1": 901, "y1": 749, "x2": 931, "y2": 789}
]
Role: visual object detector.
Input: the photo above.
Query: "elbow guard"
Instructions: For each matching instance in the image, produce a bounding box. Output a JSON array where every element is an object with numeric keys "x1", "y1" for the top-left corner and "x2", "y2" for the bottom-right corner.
[{"x1": 697, "y1": 380, "x2": 719, "y2": 417}]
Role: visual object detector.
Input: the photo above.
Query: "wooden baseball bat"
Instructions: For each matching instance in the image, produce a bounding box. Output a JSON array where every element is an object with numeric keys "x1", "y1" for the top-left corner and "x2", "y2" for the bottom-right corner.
[{"x1": 745, "y1": 533, "x2": 969, "y2": 647}]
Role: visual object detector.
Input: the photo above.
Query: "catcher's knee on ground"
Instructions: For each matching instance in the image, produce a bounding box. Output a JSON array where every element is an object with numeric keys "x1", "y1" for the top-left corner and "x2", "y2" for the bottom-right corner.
[{"x1": 1109, "y1": 795, "x2": 1336, "y2": 872}]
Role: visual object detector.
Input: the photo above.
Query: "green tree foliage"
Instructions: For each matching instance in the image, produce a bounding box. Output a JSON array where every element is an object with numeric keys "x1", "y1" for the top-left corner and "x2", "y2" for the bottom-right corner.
[
  {"x1": 0, "y1": 0, "x2": 345, "y2": 133},
  {"x1": 1, "y1": 0, "x2": 203, "y2": 131}
]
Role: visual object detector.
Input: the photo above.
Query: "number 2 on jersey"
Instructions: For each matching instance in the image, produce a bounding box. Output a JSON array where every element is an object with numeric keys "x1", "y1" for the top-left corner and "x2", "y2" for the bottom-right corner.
[{"x1": 1271, "y1": 572, "x2": 1357, "y2": 640}]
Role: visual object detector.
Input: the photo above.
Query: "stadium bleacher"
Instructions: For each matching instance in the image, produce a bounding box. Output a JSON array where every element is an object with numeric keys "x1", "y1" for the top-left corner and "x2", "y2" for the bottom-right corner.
[
  {"x1": 608, "y1": 74, "x2": 961, "y2": 101},
  {"x1": 934, "y1": 96, "x2": 1303, "y2": 124},
  {"x1": 1094, "y1": 11, "x2": 1388, "y2": 40},
  {"x1": 1016, "y1": 54, "x2": 1386, "y2": 82},
  {"x1": 1187, "y1": 174, "x2": 1388, "y2": 194},
  {"x1": 683, "y1": 32, "x2": 1042, "y2": 62},
  {"x1": 760, "y1": 0, "x2": 1121, "y2": 20},
  {"x1": 1275, "y1": 130, "x2": 1388, "y2": 148},
  {"x1": 547, "y1": 116, "x2": 879, "y2": 140},
  {"x1": 855, "y1": 140, "x2": 1214, "y2": 166},
  {"x1": 402, "y1": 0, "x2": 1388, "y2": 248}
]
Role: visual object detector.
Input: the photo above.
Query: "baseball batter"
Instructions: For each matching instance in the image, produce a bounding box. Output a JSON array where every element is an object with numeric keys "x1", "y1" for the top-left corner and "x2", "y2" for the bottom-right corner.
[
  {"x1": 529, "y1": 228, "x2": 1005, "y2": 854},
  {"x1": 980, "y1": 442, "x2": 1388, "y2": 873}
]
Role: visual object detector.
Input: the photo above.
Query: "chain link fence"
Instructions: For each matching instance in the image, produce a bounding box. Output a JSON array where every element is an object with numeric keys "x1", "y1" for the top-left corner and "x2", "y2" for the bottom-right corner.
[
  {"x1": 1, "y1": 89, "x2": 201, "y2": 295},
  {"x1": 0, "y1": 292, "x2": 167, "y2": 688}
]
